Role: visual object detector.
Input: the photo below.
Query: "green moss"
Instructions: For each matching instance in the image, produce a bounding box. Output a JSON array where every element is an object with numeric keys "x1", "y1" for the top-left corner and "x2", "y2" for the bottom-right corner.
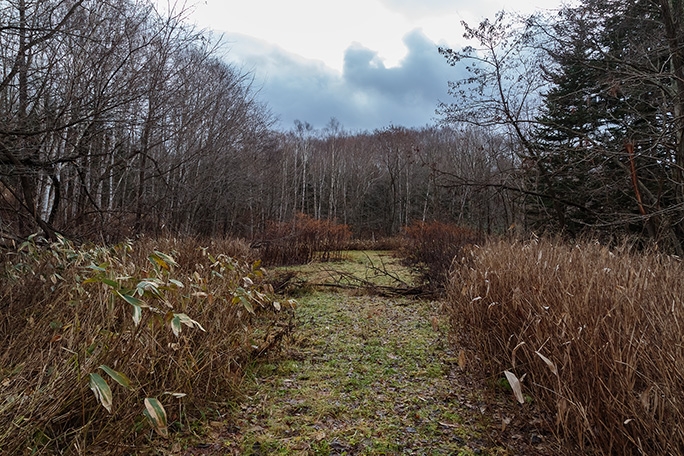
[{"x1": 218, "y1": 254, "x2": 515, "y2": 455}]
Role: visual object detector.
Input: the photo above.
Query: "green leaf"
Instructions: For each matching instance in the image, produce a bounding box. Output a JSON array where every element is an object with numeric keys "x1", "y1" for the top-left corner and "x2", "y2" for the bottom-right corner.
[
  {"x1": 143, "y1": 398, "x2": 168, "y2": 437},
  {"x1": 136, "y1": 279, "x2": 164, "y2": 299},
  {"x1": 115, "y1": 291, "x2": 145, "y2": 307},
  {"x1": 101, "y1": 278, "x2": 118, "y2": 288},
  {"x1": 148, "y1": 253, "x2": 168, "y2": 271},
  {"x1": 171, "y1": 313, "x2": 206, "y2": 336},
  {"x1": 171, "y1": 315, "x2": 182, "y2": 337},
  {"x1": 89, "y1": 373, "x2": 113, "y2": 413},
  {"x1": 240, "y1": 296, "x2": 255, "y2": 314},
  {"x1": 154, "y1": 251, "x2": 178, "y2": 267},
  {"x1": 98, "y1": 365, "x2": 132, "y2": 389},
  {"x1": 168, "y1": 279, "x2": 184, "y2": 288},
  {"x1": 115, "y1": 291, "x2": 145, "y2": 325},
  {"x1": 132, "y1": 304, "x2": 142, "y2": 326},
  {"x1": 210, "y1": 270, "x2": 224, "y2": 279}
]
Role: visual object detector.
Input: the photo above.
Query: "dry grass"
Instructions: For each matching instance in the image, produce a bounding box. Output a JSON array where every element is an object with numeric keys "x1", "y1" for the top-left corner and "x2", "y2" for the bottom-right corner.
[
  {"x1": 342, "y1": 236, "x2": 406, "y2": 251},
  {"x1": 0, "y1": 236, "x2": 292, "y2": 455},
  {"x1": 447, "y1": 237, "x2": 684, "y2": 455}
]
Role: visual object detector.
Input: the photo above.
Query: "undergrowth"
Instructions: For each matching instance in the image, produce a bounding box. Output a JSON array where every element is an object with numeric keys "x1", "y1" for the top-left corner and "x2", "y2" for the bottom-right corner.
[
  {"x1": 0, "y1": 236, "x2": 293, "y2": 455},
  {"x1": 256, "y1": 213, "x2": 351, "y2": 266},
  {"x1": 401, "y1": 221, "x2": 482, "y2": 290},
  {"x1": 447, "y1": 238, "x2": 684, "y2": 455}
]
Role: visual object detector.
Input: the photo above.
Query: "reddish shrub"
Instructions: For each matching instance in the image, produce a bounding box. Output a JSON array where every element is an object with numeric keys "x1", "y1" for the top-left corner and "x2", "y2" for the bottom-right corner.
[
  {"x1": 255, "y1": 213, "x2": 352, "y2": 266},
  {"x1": 401, "y1": 221, "x2": 482, "y2": 289}
]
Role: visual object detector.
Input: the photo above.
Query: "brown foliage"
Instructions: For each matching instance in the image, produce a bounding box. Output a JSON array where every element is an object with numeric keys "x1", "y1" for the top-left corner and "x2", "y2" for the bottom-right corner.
[
  {"x1": 256, "y1": 213, "x2": 352, "y2": 266},
  {"x1": 401, "y1": 221, "x2": 482, "y2": 289},
  {"x1": 0, "y1": 236, "x2": 291, "y2": 454},
  {"x1": 342, "y1": 236, "x2": 406, "y2": 251},
  {"x1": 447, "y1": 238, "x2": 684, "y2": 455}
]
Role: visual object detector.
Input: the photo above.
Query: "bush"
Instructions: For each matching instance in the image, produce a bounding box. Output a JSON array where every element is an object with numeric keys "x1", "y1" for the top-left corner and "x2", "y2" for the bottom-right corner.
[
  {"x1": 342, "y1": 236, "x2": 406, "y2": 252},
  {"x1": 447, "y1": 238, "x2": 684, "y2": 455},
  {"x1": 0, "y1": 236, "x2": 292, "y2": 455},
  {"x1": 401, "y1": 221, "x2": 481, "y2": 290},
  {"x1": 256, "y1": 213, "x2": 352, "y2": 266}
]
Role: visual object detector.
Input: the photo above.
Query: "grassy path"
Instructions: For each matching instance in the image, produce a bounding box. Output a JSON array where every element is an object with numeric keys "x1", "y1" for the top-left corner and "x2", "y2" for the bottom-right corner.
[{"x1": 226, "y1": 291, "x2": 507, "y2": 455}]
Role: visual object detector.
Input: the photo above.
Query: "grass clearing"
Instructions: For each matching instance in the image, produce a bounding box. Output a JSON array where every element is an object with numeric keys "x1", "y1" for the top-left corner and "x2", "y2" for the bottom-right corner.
[
  {"x1": 234, "y1": 291, "x2": 497, "y2": 455},
  {"x1": 273, "y1": 250, "x2": 418, "y2": 293}
]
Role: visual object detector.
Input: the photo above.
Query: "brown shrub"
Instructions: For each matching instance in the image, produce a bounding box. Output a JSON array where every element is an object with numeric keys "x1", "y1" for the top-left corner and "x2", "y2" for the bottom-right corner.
[
  {"x1": 447, "y1": 238, "x2": 684, "y2": 455},
  {"x1": 256, "y1": 213, "x2": 352, "y2": 266},
  {"x1": 401, "y1": 221, "x2": 482, "y2": 290},
  {"x1": 342, "y1": 236, "x2": 406, "y2": 252},
  {"x1": 0, "y1": 236, "x2": 291, "y2": 455}
]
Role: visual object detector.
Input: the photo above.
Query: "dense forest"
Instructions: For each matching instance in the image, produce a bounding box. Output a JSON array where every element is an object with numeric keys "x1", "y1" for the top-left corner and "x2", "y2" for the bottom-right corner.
[{"x1": 1, "y1": 0, "x2": 683, "y2": 251}]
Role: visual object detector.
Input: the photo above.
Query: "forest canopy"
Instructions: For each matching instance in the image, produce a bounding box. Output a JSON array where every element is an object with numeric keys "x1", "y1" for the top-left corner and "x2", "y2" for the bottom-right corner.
[{"x1": 1, "y1": 0, "x2": 683, "y2": 251}]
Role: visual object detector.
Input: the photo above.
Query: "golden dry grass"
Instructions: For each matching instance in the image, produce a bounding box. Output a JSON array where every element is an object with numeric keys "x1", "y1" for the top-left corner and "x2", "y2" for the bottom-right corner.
[{"x1": 447, "y1": 237, "x2": 684, "y2": 455}]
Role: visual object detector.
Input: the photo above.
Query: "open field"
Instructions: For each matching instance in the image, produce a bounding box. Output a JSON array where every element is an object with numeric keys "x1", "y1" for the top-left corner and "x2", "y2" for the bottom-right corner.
[{"x1": 273, "y1": 251, "x2": 417, "y2": 291}]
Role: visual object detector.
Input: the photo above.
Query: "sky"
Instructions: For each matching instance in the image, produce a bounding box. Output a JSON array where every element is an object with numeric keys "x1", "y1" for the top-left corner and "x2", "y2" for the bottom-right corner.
[{"x1": 184, "y1": 0, "x2": 565, "y2": 131}]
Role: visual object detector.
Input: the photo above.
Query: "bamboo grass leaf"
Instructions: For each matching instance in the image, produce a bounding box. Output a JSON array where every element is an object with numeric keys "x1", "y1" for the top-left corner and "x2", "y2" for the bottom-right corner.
[
  {"x1": 89, "y1": 373, "x2": 113, "y2": 413},
  {"x1": 98, "y1": 365, "x2": 132, "y2": 389},
  {"x1": 143, "y1": 398, "x2": 168, "y2": 437}
]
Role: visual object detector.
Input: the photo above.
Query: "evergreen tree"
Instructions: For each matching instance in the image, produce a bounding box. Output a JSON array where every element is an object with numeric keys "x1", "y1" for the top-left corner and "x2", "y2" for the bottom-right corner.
[{"x1": 529, "y1": 0, "x2": 684, "y2": 249}]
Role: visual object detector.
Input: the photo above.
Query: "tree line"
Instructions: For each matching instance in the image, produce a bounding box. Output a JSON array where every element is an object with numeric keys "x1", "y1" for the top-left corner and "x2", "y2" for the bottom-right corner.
[
  {"x1": 0, "y1": 0, "x2": 524, "y2": 244},
  {"x1": 439, "y1": 0, "x2": 684, "y2": 251},
  {"x1": 2, "y1": 0, "x2": 683, "y2": 251},
  {"x1": 0, "y1": 0, "x2": 271, "y2": 242}
]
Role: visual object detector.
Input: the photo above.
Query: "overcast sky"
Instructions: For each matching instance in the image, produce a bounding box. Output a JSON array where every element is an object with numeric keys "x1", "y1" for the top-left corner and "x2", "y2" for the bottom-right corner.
[{"x1": 184, "y1": 0, "x2": 565, "y2": 131}]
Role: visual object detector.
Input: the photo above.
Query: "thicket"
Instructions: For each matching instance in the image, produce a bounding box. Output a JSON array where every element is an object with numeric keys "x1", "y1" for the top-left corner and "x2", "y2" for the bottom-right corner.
[
  {"x1": 401, "y1": 221, "x2": 482, "y2": 289},
  {"x1": 256, "y1": 213, "x2": 351, "y2": 266},
  {"x1": 447, "y1": 238, "x2": 684, "y2": 455},
  {"x1": 0, "y1": 236, "x2": 293, "y2": 455}
]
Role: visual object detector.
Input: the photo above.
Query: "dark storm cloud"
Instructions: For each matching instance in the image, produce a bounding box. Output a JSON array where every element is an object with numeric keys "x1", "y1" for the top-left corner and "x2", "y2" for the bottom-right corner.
[{"x1": 220, "y1": 30, "x2": 465, "y2": 131}]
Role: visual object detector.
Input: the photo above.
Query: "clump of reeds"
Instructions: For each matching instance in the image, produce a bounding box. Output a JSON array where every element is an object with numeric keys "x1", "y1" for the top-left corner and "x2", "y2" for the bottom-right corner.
[
  {"x1": 0, "y1": 235, "x2": 292, "y2": 455},
  {"x1": 401, "y1": 221, "x2": 482, "y2": 290},
  {"x1": 256, "y1": 213, "x2": 352, "y2": 266},
  {"x1": 447, "y1": 237, "x2": 684, "y2": 455}
]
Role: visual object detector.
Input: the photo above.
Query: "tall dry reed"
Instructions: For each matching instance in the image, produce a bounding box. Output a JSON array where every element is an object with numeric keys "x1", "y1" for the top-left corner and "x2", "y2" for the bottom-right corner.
[{"x1": 448, "y1": 238, "x2": 684, "y2": 455}]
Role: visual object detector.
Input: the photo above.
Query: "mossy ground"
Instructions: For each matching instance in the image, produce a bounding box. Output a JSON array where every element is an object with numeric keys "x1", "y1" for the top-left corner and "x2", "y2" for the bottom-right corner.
[
  {"x1": 174, "y1": 253, "x2": 547, "y2": 455},
  {"x1": 233, "y1": 292, "x2": 501, "y2": 455},
  {"x1": 276, "y1": 251, "x2": 417, "y2": 290}
]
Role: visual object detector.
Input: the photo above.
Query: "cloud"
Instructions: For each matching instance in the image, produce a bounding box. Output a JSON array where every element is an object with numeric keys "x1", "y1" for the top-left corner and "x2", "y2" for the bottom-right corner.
[
  {"x1": 378, "y1": 0, "x2": 564, "y2": 24},
  {"x1": 378, "y1": 0, "x2": 467, "y2": 18},
  {"x1": 218, "y1": 30, "x2": 466, "y2": 131}
]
